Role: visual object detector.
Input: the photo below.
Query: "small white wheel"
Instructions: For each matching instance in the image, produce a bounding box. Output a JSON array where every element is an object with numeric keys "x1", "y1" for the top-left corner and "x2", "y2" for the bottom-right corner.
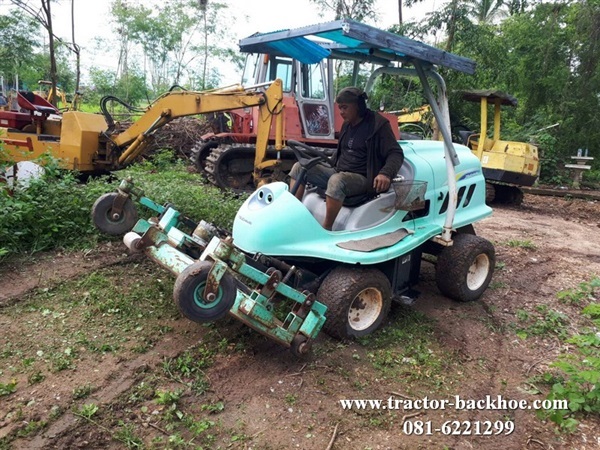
[{"x1": 123, "y1": 232, "x2": 142, "y2": 253}]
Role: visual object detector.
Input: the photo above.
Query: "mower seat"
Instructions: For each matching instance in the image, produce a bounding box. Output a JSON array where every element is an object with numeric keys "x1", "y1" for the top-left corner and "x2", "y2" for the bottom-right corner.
[{"x1": 314, "y1": 187, "x2": 375, "y2": 207}]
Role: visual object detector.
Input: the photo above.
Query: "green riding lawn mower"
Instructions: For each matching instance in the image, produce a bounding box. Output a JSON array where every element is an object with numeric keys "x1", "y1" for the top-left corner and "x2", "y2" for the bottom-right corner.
[{"x1": 91, "y1": 20, "x2": 496, "y2": 356}]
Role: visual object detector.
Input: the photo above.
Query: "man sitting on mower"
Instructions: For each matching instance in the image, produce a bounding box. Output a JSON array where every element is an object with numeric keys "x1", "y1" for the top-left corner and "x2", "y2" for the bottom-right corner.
[{"x1": 289, "y1": 87, "x2": 404, "y2": 230}]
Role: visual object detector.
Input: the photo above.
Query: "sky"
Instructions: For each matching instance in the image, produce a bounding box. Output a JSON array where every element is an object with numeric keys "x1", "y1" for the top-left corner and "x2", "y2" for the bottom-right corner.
[{"x1": 1, "y1": 0, "x2": 439, "y2": 86}]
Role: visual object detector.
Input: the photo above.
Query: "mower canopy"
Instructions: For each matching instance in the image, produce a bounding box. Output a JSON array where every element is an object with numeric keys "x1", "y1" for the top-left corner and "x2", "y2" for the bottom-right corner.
[{"x1": 239, "y1": 19, "x2": 476, "y2": 74}]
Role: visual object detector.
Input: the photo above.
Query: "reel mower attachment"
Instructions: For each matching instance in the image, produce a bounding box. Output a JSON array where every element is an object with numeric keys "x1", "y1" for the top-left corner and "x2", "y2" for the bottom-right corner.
[{"x1": 92, "y1": 179, "x2": 327, "y2": 356}]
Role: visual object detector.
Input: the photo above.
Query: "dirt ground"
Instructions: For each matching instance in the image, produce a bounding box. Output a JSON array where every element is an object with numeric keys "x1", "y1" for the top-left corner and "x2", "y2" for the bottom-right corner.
[{"x1": 1, "y1": 194, "x2": 599, "y2": 450}]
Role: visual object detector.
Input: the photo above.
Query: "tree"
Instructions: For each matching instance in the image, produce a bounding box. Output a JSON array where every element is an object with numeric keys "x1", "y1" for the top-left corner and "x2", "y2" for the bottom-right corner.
[
  {"x1": 308, "y1": 0, "x2": 377, "y2": 21},
  {"x1": 9, "y1": 0, "x2": 58, "y2": 105},
  {"x1": 0, "y1": 13, "x2": 41, "y2": 87},
  {"x1": 467, "y1": 0, "x2": 506, "y2": 24},
  {"x1": 108, "y1": 0, "x2": 240, "y2": 94}
]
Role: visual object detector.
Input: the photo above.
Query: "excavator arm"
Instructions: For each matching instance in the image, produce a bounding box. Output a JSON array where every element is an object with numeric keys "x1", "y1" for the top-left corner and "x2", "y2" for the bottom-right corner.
[{"x1": 111, "y1": 80, "x2": 284, "y2": 167}]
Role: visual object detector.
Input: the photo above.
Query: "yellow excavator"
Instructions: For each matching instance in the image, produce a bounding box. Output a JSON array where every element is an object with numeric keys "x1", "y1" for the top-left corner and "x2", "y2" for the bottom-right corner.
[
  {"x1": 459, "y1": 90, "x2": 540, "y2": 204},
  {"x1": 0, "y1": 80, "x2": 285, "y2": 186}
]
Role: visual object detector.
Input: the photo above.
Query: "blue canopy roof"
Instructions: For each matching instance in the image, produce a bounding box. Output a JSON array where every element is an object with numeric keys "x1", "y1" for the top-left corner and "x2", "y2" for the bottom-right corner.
[{"x1": 239, "y1": 19, "x2": 476, "y2": 74}]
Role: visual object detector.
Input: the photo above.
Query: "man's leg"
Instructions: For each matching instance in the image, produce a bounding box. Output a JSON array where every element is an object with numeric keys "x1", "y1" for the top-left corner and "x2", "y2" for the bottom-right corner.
[
  {"x1": 323, "y1": 196, "x2": 343, "y2": 230},
  {"x1": 324, "y1": 172, "x2": 369, "y2": 230},
  {"x1": 288, "y1": 162, "x2": 336, "y2": 200}
]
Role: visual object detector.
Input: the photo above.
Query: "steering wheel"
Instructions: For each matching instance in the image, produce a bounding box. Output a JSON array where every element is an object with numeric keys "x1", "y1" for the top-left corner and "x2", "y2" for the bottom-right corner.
[{"x1": 287, "y1": 140, "x2": 333, "y2": 169}]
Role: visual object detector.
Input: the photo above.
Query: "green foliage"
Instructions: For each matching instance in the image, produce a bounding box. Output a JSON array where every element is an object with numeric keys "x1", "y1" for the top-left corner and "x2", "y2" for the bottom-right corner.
[
  {"x1": 0, "y1": 380, "x2": 17, "y2": 396},
  {"x1": 0, "y1": 154, "x2": 117, "y2": 258},
  {"x1": 557, "y1": 277, "x2": 600, "y2": 305},
  {"x1": 515, "y1": 304, "x2": 569, "y2": 339},
  {"x1": 505, "y1": 239, "x2": 537, "y2": 250},
  {"x1": 538, "y1": 309, "x2": 600, "y2": 431},
  {"x1": 77, "y1": 403, "x2": 99, "y2": 419},
  {"x1": 87, "y1": 66, "x2": 148, "y2": 108},
  {"x1": 155, "y1": 389, "x2": 183, "y2": 406},
  {"x1": 0, "y1": 13, "x2": 41, "y2": 86},
  {"x1": 0, "y1": 151, "x2": 242, "y2": 259}
]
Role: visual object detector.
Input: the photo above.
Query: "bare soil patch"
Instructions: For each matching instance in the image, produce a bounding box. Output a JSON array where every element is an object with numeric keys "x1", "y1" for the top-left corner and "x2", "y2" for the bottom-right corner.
[{"x1": 1, "y1": 194, "x2": 599, "y2": 449}]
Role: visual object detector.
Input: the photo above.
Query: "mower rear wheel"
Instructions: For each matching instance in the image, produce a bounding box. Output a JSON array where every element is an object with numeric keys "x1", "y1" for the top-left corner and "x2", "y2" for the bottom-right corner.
[
  {"x1": 435, "y1": 234, "x2": 495, "y2": 302},
  {"x1": 290, "y1": 334, "x2": 312, "y2": 357},
  {"x1": 91, "y1": 193, "x2": 138, "y2": 236},
  {"x1": 317, "y1": 267, "x2": 392, "y2": 340},
  {"x1": 174, "y1": 261, "x2": 236, "y2": 323}
]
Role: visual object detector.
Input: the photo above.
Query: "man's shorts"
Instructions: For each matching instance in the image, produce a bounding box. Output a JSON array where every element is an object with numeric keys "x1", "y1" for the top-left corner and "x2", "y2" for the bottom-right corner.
[{"x1": 289, "y1": 162, "x2": 369, "y2": 202}]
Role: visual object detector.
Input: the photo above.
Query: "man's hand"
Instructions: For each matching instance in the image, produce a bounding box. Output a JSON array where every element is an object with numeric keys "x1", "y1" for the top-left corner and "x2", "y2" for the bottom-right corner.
[{"x1": 373, "y1": 174, "x2": 391, "y2": 193}]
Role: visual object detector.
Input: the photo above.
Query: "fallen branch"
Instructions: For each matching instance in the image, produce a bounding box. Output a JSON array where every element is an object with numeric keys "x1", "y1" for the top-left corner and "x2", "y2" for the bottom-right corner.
[
  {"x1": 325, "y1": 423, "x2": 339, "y2": 450},
  {"x1": 389, "y1": 391, "x2": 415, "y2": 401},
  {"x1": 148, "y1": 422, "x2": 169, "y2": 436},
  {"x1": 526, "y1": 436, "x2": 548, "y2": 449},
  {"x1": 401, "y1": 411, "x2": 423, "y2": 426}
]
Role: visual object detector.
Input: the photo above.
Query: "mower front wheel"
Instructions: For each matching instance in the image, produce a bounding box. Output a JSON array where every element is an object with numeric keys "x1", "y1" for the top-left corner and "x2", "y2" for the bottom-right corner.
[
  {"x1": 91, "y1": 193, "x2": 138, "y2": 236},
  {"x1": 435, "y1": 234, "x2": 495, "y2": 302},
  {"x1": 317, "y1": 267, "x2": 392, "y2": 340},
  {"x1": 174, "y1": 261, "x2": 237, "y2": 323}
]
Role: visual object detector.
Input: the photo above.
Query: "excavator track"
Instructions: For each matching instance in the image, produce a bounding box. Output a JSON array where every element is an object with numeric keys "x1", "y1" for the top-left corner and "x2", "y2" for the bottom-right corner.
[
  {"x1": 189, "y1": 139, "x2": 219, "y2": 173},
  {"x1": 204, "y1": 144, "x2": 297, "y2": 193}
]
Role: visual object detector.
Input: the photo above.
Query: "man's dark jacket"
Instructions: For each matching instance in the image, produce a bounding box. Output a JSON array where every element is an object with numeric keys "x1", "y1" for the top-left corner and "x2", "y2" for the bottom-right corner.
[{"x1": 331, "y1": 109, "x2": 404, "y2": 194}]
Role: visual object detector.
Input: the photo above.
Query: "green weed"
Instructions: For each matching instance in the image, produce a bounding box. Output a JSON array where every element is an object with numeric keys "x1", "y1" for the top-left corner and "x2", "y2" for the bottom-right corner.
[
  {"x1": 557, "y1": 276, "x2": 600, "y2": 304},
  {"x1": 77, "y1": 403, "x2": 99, "y2": 419},
  {"x1": 515, "y1": 305, "x2": 569, "y2": 339},
  {"x1": 73, "y1": 383, "x2": 95, "y2": 400},
  {"x1": 0, "y1": 380, "x2": 17, "y2": 396},
  {"x1": 506, "y1": 239, "x2": 537, "y2": 250}
]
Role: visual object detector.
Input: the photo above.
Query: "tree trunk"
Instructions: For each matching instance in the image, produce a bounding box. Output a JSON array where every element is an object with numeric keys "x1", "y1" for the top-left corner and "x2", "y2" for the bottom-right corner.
[
  {"x1": 42, "y1": 0, "x2": 58, "y2": 107},
  {"x1": 71, "y1": 0, "x2": 80, "y2": 109},
  {"x1": 398, "y1": 0, "x2": 403, "y2": 24},
  {"x1": 445, "y1": 0, "x2": 458, "y2": 52}
]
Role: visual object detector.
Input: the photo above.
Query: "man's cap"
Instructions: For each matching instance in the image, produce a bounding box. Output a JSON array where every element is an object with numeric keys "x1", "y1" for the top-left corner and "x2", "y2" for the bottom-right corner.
[{"x1": 335, "y1": 87, "x2": 368, "y2": 104}]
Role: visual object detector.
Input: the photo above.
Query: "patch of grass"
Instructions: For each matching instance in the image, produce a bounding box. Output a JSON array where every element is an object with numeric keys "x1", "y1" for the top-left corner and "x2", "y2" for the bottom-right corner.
[
  {"x1": 0, "y1": 380, "x2": 17, "y2": 396},
  {"x1": 505, "y1": 239, "x2": 537, "y2": 250},
  {"x1": 557, "y1": 276, "x2": 600, "y2": 304},
  {"x1": 16, "y1": 420, "x2": 46, "y2": 437},
  {"x1": 114, "y1": 421, "x2": 144, "y2": 449},
  {"x1": 284, "y1": 393, "x2": 297, "y2": 405},
  {"x1": 514, "y1": 305, "x2": 569, "y2": 339},
  {"x1": 155, "y1": 388, "x2": 184, "y2": 406},
  {"x1": 534, "y1": 279, "x2": 600, "y2": 432},
  {"x1": 162, "y1": 344, "x2": 218, "y2": 394},
  {"x1": 76, "y1": 403, "x2": 99, "y2": 419},
  {"x1": 358, "y1": 308, "x2": 449, "y2": 387},
  {"x1": 73, "y1": 383, "x2": 95, "y2": 400},
  {"x1": 28, "y1": 371, "x2": 45, "y2": 385},
  {"x1": 489, "y1": 281, "x2": 508, "y2": 290}
]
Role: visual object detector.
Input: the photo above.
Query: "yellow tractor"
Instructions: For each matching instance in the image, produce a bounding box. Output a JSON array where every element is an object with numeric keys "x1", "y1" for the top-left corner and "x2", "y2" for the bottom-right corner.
[
  {"x1": 0, "y1": 81, "x2": 285, "y2": 186},
  {"x1": 459, "y1": 90, "x2": 539, "y2": 204}
]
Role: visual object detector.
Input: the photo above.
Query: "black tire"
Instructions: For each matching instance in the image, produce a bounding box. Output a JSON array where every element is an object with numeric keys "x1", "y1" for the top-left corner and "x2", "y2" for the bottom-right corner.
[
  {"x1": 173, "y1": 261, "x2": 237, "y2": 323},
  {"x1": 317, "y1": 267, "x2": 392, "y2": 340},
  {"x1": 436, "y1": 234, "x2": 495, "y2": 302},
  {"x1": 290, "y1": 334, "x2": 312, "y2": 357},
  {"x1": 91, "y1": 193, "x2": 138, "y2": 236}
]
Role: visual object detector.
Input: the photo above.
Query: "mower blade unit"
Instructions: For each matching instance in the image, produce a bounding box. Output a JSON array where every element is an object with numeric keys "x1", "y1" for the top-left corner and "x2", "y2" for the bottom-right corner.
[{"x1": 120, "y1": 190, "x2": 326, "y2": 355}]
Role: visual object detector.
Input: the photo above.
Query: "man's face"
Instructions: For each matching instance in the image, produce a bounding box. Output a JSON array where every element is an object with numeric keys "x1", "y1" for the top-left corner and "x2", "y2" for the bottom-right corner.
[{"x1": 337, "y1": 102, "x2": 360, "y2": 123}]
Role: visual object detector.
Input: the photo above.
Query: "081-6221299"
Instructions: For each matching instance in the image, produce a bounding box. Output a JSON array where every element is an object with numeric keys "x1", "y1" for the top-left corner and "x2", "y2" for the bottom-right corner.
[{"x1": 403, "y1": 420, "x2": 515, "y2": 436}]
